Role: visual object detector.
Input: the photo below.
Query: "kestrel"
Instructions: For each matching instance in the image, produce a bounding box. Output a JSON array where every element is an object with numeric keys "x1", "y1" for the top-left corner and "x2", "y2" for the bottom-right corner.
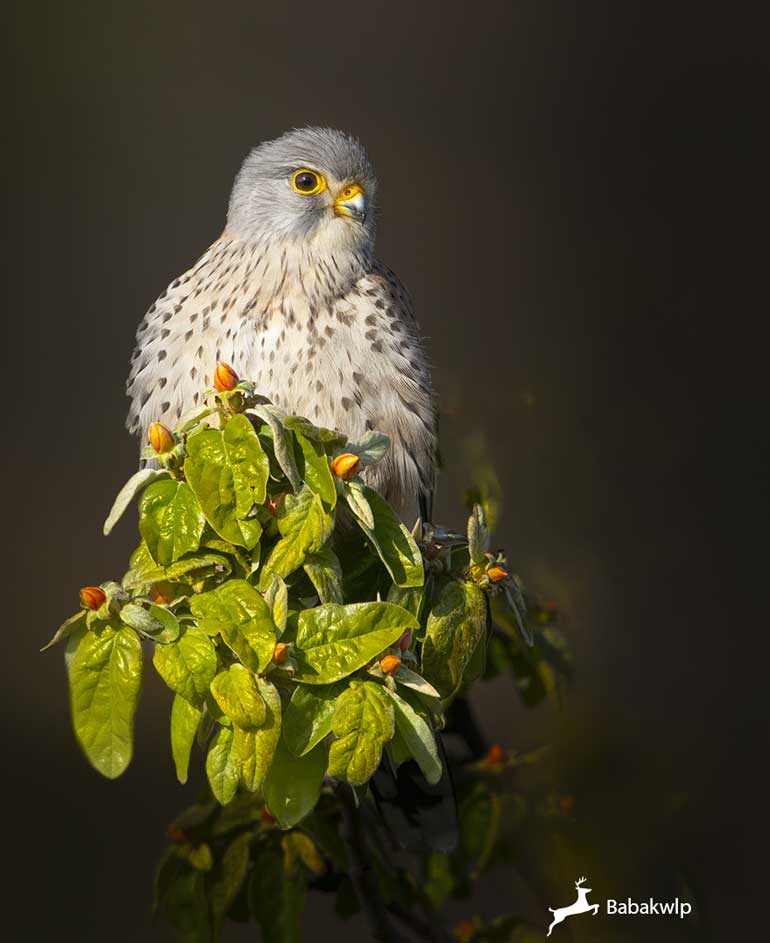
[{"x1": 126, "y1": 127, "x2": 437, "y2": 520}]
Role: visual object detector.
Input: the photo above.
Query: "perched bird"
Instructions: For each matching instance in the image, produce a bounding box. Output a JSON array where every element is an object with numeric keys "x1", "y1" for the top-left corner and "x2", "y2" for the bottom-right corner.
[{"x1": 127, "y1": 127, "x2": 437, "y2": 520}]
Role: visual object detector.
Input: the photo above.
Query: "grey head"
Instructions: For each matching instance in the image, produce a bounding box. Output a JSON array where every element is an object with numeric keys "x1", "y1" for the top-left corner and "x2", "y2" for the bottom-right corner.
[{"x1": 227, "y1": 127, "x2": 377, "y2": 253}]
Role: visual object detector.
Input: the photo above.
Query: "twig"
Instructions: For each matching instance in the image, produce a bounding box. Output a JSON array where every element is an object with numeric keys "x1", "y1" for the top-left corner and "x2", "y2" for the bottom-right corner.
[{"x1": 335, "y1": 783, "x2": 402, "y2": 943}]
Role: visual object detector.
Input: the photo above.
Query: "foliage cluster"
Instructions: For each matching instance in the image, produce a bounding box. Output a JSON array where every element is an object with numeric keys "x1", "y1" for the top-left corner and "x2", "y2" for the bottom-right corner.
[{"x1": 45, "y1": 368, "x2": 570, "y2": 942}]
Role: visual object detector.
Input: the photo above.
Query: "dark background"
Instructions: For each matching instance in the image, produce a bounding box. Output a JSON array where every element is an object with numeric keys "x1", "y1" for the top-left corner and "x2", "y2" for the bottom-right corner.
[{"x1": 4, "y1": 1, "x2": 767, "y2": 939}]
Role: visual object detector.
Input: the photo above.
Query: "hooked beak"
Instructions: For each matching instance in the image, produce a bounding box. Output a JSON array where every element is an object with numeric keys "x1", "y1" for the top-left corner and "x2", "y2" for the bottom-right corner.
[{"x1": 334, "y1": 184, "x2": 366, "y2": 222}]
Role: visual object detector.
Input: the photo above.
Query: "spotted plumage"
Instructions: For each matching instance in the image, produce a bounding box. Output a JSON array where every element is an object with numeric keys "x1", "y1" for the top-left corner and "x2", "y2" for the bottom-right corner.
[{"x1": 127, "y1": 128, "x2": 436, "y2": 519}]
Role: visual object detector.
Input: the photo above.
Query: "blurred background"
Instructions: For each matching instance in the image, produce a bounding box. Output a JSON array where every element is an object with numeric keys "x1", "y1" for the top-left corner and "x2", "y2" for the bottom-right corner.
[{"x1": 4, "y1": 1, "x2": 767, "y2": 939}]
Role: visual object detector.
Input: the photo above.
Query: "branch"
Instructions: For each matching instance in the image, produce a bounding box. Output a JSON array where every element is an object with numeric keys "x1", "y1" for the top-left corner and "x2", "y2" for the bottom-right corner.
[{"x1": 335, "y1": 783, "x2": 402, "y2": 943}]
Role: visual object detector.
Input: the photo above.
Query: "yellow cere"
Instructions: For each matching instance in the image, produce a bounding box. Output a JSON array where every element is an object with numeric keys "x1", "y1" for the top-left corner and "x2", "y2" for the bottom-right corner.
[{"x1": 291, "y1": 168, "x2": 327, "y2": 195}]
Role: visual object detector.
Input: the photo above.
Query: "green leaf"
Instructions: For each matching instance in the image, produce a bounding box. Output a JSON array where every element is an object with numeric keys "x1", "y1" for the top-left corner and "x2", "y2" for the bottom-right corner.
[
  {"x1": 386, "y1": 689, "x2": 442, "y2": 785},
  {"x1": 347, "y1": 485, "x2": 424, "y2": 588},
  {"x1": 344, "y1": 430, "x2": 390, "y2": 467},
  {"x1": 303, "y1": 547, "x2": 344, "y2": 603},
  {"x1": 248, "y1": 405, "x2": 301, "y2": 491},
  {"x1": 263, "y1": 574, "x2": 288, "y2": 634},
  {"x1": 295, "y1": 432, "x2": 336, "y2": 510},
  {"x1": 264, "y1": 735, "x2": 328, "y2": 827},
  {"x1": 184, "y1": 423, "x2": 264, "y2": 549},
  {"x1": 170, "y1": 693, "x2": 202, "y2": 784},
  {"x1": 69, "y1": 625, "x2": 143, "y2": 778},
  {"x1": 206, "y1": 725, "x2": 241, "y2": 805},
  {"x1": 103, "y1": 467, "x2": 171, "y2": 535},
  {"x1": 394, "y1": 665, "x2": 441, "y2": 701},
  {"x1": 210, "y1": 664, "x2": 266, "y2": 730},
  {"x1": 139, "y1": 479, "x2": 205, "y2": 566},
  {"x1": 123, "y1": 542, "x2": 231, "y2": 590},
  {"x1": 259, "y1": 486, "x2": 333, "y2": 586},
  {"x1": 235, "y1": 677, "x2": 281, "y2": 792},
  {"x1": 152, "y1": 627, "x2": 218, "y2": 708},
  {"x1": 386, "y1": 584, "x2": 423, "y2": 619},
  {"x1": 342, "y1": 480, "x2": 374, "y2": 529},
  {"x1": 284, "y1": 415, "x2": 346, "y2": 446},
  {"x1": 250, "y1": 835, "x2": 305, "y2": 943},
  {"x1": 293, "y1": 601, "x2": 417, "y2": 684},
  {"x1": 327, "y1": 681, "x2": 394, "y2": 785},
  {"x1": 210, "y1": 831, "x2": 252, "y2": 932},
  {"x1": 119, "y1": 602, "x2": 164, "y2": 637},
  {"x1": 421, "y1": 579, "x2": 488, "y2": 698},
  {"x1": 147, "y1": 604, "x2": 181, "y2": 643},
  {"x1": 41, "y1": 610, "x2": 85, "y2": 652},
  {"x1": 223, "y1": 413, "x2": 270, "y2": 508},
  {"x1": 467, "y1": 503, "x2": 489, "y2": 565},
  {"x1": 190, "y1": 579, "x2": 277, "y2": 672},
  {"x1": 283, "y1": 682, "x2": 345, "y2": 756},
  {"x1": 459, "y1": 782, "x2": 501, "y2": 878},
  {"x1": 163, "y1": 867, "x2": 211, "y2": 942}
]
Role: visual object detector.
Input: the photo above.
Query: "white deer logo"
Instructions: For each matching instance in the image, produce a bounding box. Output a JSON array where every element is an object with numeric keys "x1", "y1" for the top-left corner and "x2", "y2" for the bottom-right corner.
[{"x1": 547, "y1": 876, "x2": 600, "y2": 936}]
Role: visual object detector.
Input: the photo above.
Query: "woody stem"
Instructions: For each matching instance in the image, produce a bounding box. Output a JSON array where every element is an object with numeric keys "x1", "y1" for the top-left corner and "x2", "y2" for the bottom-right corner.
[{"x1": 335, "y1": 782, "x2": 401, "y2": 943}]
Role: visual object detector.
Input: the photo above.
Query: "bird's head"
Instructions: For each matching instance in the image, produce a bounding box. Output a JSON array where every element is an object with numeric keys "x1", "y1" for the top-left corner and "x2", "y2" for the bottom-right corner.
[{"x1": 227, "y1": 127, "x2": 377, "y2": 253}]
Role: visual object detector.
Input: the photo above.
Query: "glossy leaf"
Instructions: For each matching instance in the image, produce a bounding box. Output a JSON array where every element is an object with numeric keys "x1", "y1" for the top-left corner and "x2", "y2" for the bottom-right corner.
[
  {"x1": 236, "y1": 677, "x2": 282, "y2": 792},
  {"x1": 303, "y1": 547, "x2": 344, "y2": 603},
  {"x1": 69, "y1": 625, "x2": 143, "y2": 778},
  {"x1": 327, "y1": 681, "x2": 394, "y2": 785},
  {"x1": 206, "y1": 725, "x2": 240, "y2": 805},
  {"x1": 282, "y1": 681, "x2": 345, "y2": 756},
  {"x1": 264, "y1": 735, "x2": 328, "y2": 827},
  {"x1": 210, "y1": 664, "x2": 266, "y2": 730},
  {"x1": 394, "y1": 665, "x2": 441, "y2": 701},
  {"x1": 421, "y1": 579, "x2": 488, "y2": 698},
  {"x1": 248, "y1": 405, "x2": 301, "y2": 491},
  {"x1": 295, "y1": 431, "x2": 336, "y2": 510},
  {"x1": 293, "y1": 601, "x2": 417, "y2": 684},
  {"x1": 170, "y1": 693, "x2": 202, "y2": 784},
  {"x1": 138, "y1": 480, "x2": 205, "y2": 566},
  {"x1": 41, "y1": 610, "x2": 85, "y2": 652},
  {"x1": 259, "y1": 486, "x2": 333, "y2": 586},
  {"x1": 347, "y1": 485, "x2": 423, "y2": 588},
  {"x1": 386, "y1": 688, "x2": 442, "y2": 784},
  {"x1": 123, "y1": 542, "x2": 231, "y2": 590},
  {"x1": 152, "y1": 627, "x2": 218, "y2": 708},
  {"x1": 344, "y1": 430, "x2": 390, "y2": 467},
  {"x1": 190, "y1": 579, "x2": 277, "y2": 672},
  {"x1": 104, "y1": 467, "x2": 171, "y2": 535},
  {"x1": 184, "y1": 422, "x2": 264, "y2": 549},
  {"x1": 262, "y1": 574, "x2": 288, "y2": 635}
]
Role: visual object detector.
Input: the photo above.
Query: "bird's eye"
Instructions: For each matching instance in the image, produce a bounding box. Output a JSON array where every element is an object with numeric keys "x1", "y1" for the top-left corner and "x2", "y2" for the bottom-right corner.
[{"x1": 291, "y1": 169, "x2": 326, "y2": 195}]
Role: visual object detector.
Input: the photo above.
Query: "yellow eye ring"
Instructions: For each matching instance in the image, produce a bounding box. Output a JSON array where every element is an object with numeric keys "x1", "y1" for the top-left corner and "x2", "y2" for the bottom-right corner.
[{"x1": 291, "y1": 169, "x2": 326, "y2": 195}]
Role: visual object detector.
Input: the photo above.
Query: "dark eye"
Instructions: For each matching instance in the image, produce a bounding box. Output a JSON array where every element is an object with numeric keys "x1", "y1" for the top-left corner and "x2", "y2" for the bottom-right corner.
[{"x1": 291, "y1": 169, "x2": 326, "y2": 195}]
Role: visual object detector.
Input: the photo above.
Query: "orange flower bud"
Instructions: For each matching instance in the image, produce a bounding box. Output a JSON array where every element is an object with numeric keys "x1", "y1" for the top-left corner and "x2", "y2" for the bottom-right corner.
[
  {"x1": 332, "y1": 452, "x2": 360, "y2": 480},
  {"x1": 272, "y1": 642, "x2": 289, "y2": 665},
  {"x1": 79, "y1": 586, "x2": 106, "y2": 610},
  {"x1": 559, "y1": 794, "x2": 576, "y2": 814},
  {"x1": 165, "y1": 823, "x2": 188, "y2": 845},
  {"x1": 397, "y1": 631, "x2": 412, "y2": 652},
  {"x1": 453, "y1": 920, "x2": 476, "y2": 943},
  {"x1": 380, "y1": 654, "x2": 401, "y2": 675},
  {"x1": 487, "y1": 565, "x2": 508, "y2": 583},
  {"x1": 214, "y1": 361, "x2": 239, "y2": 392},
  {"x1": 148, "y1": 421, "x2": 175, "y2": 454},
  {"x1": 485, "y1": 743, "x2": 505, "y2": 769}
]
